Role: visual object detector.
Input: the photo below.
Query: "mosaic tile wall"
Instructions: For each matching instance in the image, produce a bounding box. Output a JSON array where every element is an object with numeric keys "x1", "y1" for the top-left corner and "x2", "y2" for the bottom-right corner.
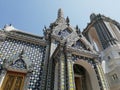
[{"x1": 0, "y1": 37, "x2": 46, "y2": 89}]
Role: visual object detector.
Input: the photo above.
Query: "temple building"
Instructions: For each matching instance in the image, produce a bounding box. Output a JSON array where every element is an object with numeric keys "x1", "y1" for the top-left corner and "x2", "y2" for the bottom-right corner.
[
  {"x1": 83, "y1": 13, "x2": 120, "y2": 90},
  {"x1": 0, "y1": 8, "x2": 119, "y2": 90}
]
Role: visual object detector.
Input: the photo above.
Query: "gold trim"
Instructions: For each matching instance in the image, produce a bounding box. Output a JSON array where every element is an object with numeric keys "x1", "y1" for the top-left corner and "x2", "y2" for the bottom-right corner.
[{"x1": 0, "y1": 71, "x2": 26, "y2": 90}]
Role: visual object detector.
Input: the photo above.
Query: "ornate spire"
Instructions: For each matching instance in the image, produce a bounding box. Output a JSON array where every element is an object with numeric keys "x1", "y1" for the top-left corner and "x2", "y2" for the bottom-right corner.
[
  {"x1": 76, "y1": 25, "x2": 81, "y2": 34},
  {"x1": 66, "y1": 16, "x2": 70, "y2": 25},
  {"x1": 58, "y1": 8, "x2": 64, "y2": 18}
]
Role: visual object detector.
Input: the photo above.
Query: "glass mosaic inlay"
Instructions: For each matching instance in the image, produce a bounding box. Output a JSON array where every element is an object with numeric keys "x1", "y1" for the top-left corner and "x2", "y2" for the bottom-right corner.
[{"x1": 0, "y1": 38, "x2": 46, "y2": 89}]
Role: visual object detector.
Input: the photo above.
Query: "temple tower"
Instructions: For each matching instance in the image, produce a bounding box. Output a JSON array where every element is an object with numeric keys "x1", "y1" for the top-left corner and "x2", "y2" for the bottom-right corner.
[
  {"x1": 41, "y1": 9, "x2": 109, "y2": 90},
  {"x1": 83, "y1": 13, "x2": 120, "y2": 90}
]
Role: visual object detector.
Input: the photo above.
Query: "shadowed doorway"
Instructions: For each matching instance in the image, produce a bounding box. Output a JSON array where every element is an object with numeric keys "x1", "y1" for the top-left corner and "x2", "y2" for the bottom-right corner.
[{"x1": 74, "y1": 64, "x2": 92, "y2": 90}]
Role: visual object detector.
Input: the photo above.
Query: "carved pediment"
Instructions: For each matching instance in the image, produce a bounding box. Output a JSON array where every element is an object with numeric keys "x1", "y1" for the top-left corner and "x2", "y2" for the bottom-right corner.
[
  {"x1": 58, "y1": 29, "x2": 72, "y2": 39},
  {"x1": 72, "y1": 40, "x2": 89, "y2": 51},
  {"x1": 3, "y1": 50, "x2": 33, "y2": 73},
  {"x1": 10, "y1": 58, "x2": 27, "y2": 69}
]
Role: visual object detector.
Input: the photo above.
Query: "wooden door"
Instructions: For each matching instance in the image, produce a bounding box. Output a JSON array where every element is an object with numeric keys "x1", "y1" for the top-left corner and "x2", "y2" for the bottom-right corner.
[
  {"x1": 75, "y1": 77, "x2": 81, "y2": 90},
  {"x1": 1, "y1": 71, "x2": 25, "y2": 90}
]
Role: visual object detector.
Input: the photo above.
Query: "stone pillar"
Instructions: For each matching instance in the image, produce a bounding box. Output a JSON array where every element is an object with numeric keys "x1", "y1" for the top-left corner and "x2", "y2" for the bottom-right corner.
[
  {"x1": 53, "y1": 46, "x2": 67, "y2": 90},
  {"x1": 67, "y1": 53, "x2": 76, "y2": 90},
  {"x1": 0, "y1": 70, "x2": 7, "y2": 88},
  {"x1": 59, "y1": 52, "x2": 66, "y2": 90},
  {"x1": 54, "y1": 52, "x2": 66, "y2": 90},
  {"x1": 96, "y1": 63, "x2": 110, "y2": 90},
  {"x1": 40, "y1": 40, "x2": 51, "y2": 90},
  {"x1": 54, "y1": 62, "x2": 59, "y2": 90}
]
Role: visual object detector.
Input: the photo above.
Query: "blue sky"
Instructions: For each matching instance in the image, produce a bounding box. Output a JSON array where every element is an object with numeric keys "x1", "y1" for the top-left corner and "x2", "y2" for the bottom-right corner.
[{"x1": 0, "y1": 0, "x2": 120, "y2": 36}]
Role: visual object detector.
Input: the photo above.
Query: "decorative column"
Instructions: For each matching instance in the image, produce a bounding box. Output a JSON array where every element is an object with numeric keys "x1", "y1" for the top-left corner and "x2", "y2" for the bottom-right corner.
[
  {"x1": 53, "y1": 46, "x2": 67, "y2": 90},
  {"x1": 53, "y1": 40, "x2": 68, "y2": 90},
  {"x1": 0, "y1": 70, "x2": 7, "y2": 88},
  {"x1": 54, "y1": 61, "x2": 59, "y2": 90},
  {"x1": 0, "y1": 58, "x2": 7, "y2": 88},
  {"x1": 67, "y1": 53, "x2": 76, "y2": 90},
  {"x1": 95, "y1": 62, "x2": 110, "y2": 90},
  {"x1": 40, "y1": 43, "x2": 50, "y2": 90},
  {"x1": 59, "y1": 50, "x2": 66, "y2": 90}
]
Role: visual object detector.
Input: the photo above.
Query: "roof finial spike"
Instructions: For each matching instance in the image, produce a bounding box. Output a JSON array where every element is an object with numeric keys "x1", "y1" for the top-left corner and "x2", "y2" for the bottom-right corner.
[
  {"x1": 66, "y1": 16, "x2": 70, "y2": 26},
  {"x1": 58, "y1": 8, "x2": 64, "y2": 18}
]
